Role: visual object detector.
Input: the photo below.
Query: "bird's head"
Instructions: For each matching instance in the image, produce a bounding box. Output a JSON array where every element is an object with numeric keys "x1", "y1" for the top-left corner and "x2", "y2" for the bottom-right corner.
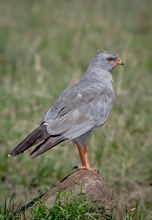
[{"x1": 92, "y1": 50, "x2": 124, "y2": 72}]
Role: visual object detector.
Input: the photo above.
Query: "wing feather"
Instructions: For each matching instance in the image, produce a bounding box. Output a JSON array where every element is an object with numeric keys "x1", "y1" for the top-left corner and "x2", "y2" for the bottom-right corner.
[{"x1": 45, "y1": 86, "x2": 114, "y2": 139}]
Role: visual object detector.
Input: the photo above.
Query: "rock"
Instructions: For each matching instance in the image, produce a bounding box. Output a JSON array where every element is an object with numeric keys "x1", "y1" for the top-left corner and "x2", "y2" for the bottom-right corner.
[{"x1": 18, "y1": 169, "x2": 120, "y2": 219}]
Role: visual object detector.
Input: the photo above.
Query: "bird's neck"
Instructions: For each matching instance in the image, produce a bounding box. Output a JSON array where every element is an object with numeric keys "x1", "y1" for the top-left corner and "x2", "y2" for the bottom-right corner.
[{"x1": 84, "y1": 65, "x2": 113, "y2": 83}]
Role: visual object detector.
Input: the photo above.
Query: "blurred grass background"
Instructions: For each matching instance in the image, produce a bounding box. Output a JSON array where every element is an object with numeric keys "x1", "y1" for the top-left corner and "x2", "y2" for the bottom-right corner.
[{"x1": 0, "y1": 0, "x2": 152, "y2": 214}]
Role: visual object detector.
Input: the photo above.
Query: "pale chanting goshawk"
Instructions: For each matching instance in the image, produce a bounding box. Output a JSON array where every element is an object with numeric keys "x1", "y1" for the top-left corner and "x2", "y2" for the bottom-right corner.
[{"x1": 9, "y1": 50, "x2": 124, "y2": 172}]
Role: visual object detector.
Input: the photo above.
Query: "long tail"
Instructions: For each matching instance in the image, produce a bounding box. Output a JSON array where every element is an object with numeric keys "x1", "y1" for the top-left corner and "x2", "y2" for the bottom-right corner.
[
  {"x1": 9, "y1": 123, "x2": 67, "y2": 158},
  {"x1": 30, "y1": 135, "x2": 67, "y2": 158}
]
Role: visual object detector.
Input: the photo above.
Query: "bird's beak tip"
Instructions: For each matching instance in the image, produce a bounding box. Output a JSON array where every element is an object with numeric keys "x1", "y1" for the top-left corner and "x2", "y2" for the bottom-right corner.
[
  {"x1": 118, "y1": 58, "x2": 124, "y2": 66},
  {"x1": 121, "y1": 61, "x2": 124, "y2": 66}
]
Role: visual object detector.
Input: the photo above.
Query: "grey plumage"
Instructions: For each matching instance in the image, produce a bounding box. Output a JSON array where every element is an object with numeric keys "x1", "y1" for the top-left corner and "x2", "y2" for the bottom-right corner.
[{"x1": 9, "y1": 50, "x2": 124, "y2": 169}]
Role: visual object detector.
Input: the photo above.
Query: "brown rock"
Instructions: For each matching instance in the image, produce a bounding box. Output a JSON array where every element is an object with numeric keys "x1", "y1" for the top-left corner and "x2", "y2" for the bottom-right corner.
[{"x1": 19, "y1": 169, "x2": 120, "y2": 219}]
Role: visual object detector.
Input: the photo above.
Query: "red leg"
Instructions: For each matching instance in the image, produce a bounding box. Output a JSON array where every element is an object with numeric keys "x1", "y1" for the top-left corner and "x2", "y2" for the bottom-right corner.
[
  {"x1": 76, "y1": 143, "x2": 85, "y2": 166},
  {"x1": 83, "y1": 144, "x2": 91, "y2": 167},
  {"x1": 76, "y1": 143, "x2": 94, "y2": 172}
]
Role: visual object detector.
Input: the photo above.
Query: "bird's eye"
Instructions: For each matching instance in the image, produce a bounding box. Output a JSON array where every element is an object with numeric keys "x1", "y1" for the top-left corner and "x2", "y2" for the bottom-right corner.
[{"x1": 107, "y1": 57, "x2": 113, "y2": 61}]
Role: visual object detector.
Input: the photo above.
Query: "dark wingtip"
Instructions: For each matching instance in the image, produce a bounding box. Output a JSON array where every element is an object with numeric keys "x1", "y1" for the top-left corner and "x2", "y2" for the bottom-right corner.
[{"x1": 8, "y1": 151, "x2": 24, "y2": 157}]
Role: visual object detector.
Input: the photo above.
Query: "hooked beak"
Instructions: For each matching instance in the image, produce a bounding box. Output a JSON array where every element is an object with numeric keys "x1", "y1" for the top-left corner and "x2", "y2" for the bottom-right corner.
[{"x1": 113, "y1": 58, "x2": 124, "y2": 66}]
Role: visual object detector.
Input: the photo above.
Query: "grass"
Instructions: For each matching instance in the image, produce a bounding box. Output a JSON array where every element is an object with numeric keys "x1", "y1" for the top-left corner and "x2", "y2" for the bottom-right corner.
[
  {"x1": 0, "y1": 192, "x2": 150, "y2": 220},
  {"x1": 0, "y1": 0, "x2": 152, "y2": 219},
  {"x1": 28, "y1": 192, "x2": 112, "y2": 220}
]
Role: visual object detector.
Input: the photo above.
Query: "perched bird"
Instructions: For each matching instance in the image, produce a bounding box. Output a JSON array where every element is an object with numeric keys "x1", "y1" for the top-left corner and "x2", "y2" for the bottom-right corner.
[{"x1": 9, "y1": 50, "x2": 124, "y2": 171}]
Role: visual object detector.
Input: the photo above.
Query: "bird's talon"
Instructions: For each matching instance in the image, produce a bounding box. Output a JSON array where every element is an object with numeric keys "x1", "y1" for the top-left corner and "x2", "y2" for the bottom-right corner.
[
  {"x1": 72, "y1": 166, "x2": 79, "y2": 170},
  {"x1": 94, "y1": 169, "x2": 99, "y2": 173},
  {"x1": 74, "y1": 165, "x2": 98, "y2": 173}
]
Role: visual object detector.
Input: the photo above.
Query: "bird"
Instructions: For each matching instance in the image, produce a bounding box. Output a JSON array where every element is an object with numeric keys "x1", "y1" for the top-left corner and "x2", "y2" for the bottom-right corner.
[{"x1": 9, "y1": 50, "x2": 124, "y2": 172}]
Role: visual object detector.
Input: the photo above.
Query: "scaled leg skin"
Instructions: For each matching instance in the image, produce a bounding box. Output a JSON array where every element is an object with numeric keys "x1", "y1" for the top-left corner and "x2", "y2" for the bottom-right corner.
[
  {"x1": 77, "y1": 143, "x2": 85, "y2": 166},
  {"x1": 76, "y1": 143, "x2": 95, "y2": 172}
]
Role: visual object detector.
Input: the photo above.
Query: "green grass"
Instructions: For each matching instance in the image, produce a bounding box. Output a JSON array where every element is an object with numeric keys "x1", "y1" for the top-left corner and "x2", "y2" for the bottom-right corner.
[
  {"x1": 28, "y1": 192, "x2": 113, "y2": 220},
  {"x1": 0, "y1": 194, "x2": 20, "y2": 220},
  {"x1": 0, "y1": 0, "x2": 152, "y2": 219},
  {"x1": 0, "y1": 192, "x2": 150, "y2": 220}
]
